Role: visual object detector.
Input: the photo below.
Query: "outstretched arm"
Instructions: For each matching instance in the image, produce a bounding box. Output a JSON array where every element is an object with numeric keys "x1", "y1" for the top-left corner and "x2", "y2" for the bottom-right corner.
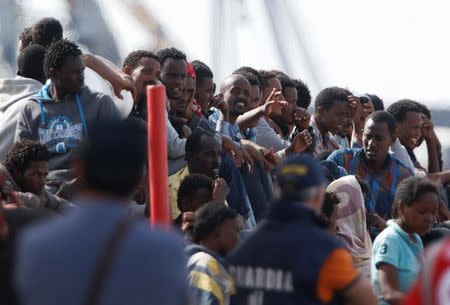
[{"x1": 82, "y1": 53, "x2": 137, "y2": 100}]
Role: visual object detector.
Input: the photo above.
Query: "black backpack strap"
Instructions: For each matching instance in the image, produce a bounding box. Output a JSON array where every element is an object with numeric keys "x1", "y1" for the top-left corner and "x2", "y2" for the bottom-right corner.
[{"x1": 84, "y1": 217, "x2": 133, "y2": 305}]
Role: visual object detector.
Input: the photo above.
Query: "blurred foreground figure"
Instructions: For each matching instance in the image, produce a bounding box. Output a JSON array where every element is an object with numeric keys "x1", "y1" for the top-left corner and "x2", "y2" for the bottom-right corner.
[
  {"x1": 15, "y1": 119, "x2": 189, "y2": 305},
  {"x1": 404, "y1": 238, "x2": 450, "y2": 305}
]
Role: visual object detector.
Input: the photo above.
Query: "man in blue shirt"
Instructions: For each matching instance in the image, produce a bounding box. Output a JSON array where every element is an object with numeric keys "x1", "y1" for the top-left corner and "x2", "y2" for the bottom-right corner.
[
  {"x1": 15, "y1": 119, "x2": 189, "y2": 305},
  {"x1": 327, "y1": 111, "x2": 413, "y2": 220}
]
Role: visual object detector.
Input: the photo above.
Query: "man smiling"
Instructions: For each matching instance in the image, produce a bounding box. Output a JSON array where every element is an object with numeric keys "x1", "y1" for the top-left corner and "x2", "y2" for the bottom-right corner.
[
  {"x1": 311, "y1": 87, "x2": 349, "y2": 156},
  {"x1": 122, "y1": 50, "x2": 161, "y2": 121},
  {"x1": 157, "y1": 47, "x2": 188, "y2": 104}
]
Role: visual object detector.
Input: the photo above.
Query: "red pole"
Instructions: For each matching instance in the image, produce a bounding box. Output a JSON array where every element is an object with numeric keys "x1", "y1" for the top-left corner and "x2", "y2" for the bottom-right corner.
[{"x1": 147, "y1": 85, "x2": 170, "y2": 227}]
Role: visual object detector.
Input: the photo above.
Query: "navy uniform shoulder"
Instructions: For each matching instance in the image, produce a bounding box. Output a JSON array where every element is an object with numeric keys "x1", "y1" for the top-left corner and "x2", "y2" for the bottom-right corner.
[{"x1": 229, "y1": 222, "x2": 344, "y2": 264}]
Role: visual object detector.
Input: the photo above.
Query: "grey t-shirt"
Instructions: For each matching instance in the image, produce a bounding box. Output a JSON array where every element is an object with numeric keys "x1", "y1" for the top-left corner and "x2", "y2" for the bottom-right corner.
[{"x1": 14, "y1": 85, "x2": 121, "y2": 171}]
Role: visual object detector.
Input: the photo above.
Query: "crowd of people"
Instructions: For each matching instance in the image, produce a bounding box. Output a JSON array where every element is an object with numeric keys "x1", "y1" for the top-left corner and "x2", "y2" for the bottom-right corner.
[{"x1": 1, "y1": 17, "x2": 450, "y2": 305}]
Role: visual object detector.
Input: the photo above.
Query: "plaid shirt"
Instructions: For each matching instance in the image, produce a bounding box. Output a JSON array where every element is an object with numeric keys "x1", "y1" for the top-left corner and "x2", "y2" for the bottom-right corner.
[
  {"x1": 208, "y1": 108, "x2": 242, "y2": 142},
  {"x1": 328, "y1": 148, "x2": 413, "y2": 218},
  {"x1": 310, "y1": 115, "x2": 341, "y2": 157}
]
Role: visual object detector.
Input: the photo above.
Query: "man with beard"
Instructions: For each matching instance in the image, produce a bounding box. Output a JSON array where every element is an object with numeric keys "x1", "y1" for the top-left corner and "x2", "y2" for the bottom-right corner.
[
  {"x1": 169, "y1": 128, "x2": 222, "y2": 218},
  {"x1": 310, "y1": 87, "x2": 349, "y2": 157},
  {"x1": 192, "y1": 60, "x2": 215, "y2": 118},
  {"x1": 328, "y1": 111, "x2": 413, "y2": 234},
  {"x1": 213, "y1": 74, "x2": 293, "y2": 220},
  {"x1": 235, "y1": 71, "x2": 312, "y2": 158},
  {"x1": 157, "y1": 47, "x2": 188, "y2": 108},
  {"x1": 156, "y1": 48, "x2": 194, "y2": 174},
  {"x1": 122, "y1": 50, "x2": 161, "y2": 121},
  {"x1": 208, "y1": 74, "x2": 251, "y2": 141}
]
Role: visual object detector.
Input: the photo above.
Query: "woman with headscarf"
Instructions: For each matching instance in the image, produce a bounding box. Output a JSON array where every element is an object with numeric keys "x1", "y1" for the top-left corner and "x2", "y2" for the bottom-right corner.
[{"x1": 326, "y1": 175, "x2": 372, "y2": 277}]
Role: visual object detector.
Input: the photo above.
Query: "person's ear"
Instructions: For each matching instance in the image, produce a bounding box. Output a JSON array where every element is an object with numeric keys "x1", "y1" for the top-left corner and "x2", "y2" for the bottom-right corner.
[
  {"x1": 391, "y1": 134, "x2": 397, "y2": 145},
  {"x1": 317, "y1": 106, "x2": 325, "y2": 117},
  {"x1": 47, "y1": 68, "x2": 56, "y2": 78},
  {"x1": 214, "y1": 223, "x2": 225, "y2": 238},
  {"x1": 123, "y1": 65, "x2": 132, "y2": 76},
  {"x1": 391, "y1": 128, "x2": 398, "y2": 145},
  {"x1": 397, "y1": 202, "x2": 406, "y2": 218}
]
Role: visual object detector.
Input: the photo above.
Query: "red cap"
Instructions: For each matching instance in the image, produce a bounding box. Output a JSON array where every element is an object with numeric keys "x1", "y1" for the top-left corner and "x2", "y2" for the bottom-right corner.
[{"x1": 187, "y1": 63, "x2": 196, "y2": 79}]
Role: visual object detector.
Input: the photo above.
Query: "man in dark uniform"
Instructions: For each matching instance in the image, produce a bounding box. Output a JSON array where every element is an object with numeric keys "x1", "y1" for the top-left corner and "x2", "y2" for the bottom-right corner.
[{"x1": 228, "y1": 154, "x2": 376, "y2": 305}]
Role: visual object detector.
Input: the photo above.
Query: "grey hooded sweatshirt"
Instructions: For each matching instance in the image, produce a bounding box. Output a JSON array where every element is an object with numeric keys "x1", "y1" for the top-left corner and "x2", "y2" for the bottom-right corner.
[
  {"x1": 14, "y1": 84, "x2": 121, "y2": 181},
  {"x1": 0, "y1": 76, "x2": 43, "y2": 161},
  {"x1": 0, "y1": 163, "x2": 73, "y2": 213}
]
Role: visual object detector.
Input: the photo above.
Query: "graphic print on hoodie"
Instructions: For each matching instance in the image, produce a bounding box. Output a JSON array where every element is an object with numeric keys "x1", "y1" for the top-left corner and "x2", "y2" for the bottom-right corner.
[{"x1": 15, "y1": 84, "x2": 121, "y2": 172}]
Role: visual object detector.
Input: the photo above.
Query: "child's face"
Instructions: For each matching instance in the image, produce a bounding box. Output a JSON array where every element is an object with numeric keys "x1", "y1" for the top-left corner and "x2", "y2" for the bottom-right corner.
[
  {"x1": 182, "y1": 187, "x2": 212, "y2": 213},
  {"x1": 218, "y1": 217, "x2": 241, "y2": 256},
  {"x1": 400, "y1": 192, "x2": 438, "y2": 236}
]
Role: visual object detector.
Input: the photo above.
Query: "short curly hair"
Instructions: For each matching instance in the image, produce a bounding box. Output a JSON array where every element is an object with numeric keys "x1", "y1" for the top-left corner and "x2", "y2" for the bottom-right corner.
[
  {"x1": 156, "y1": 47, "x2": 186, "y2": 66},
  {"x1": 17, "y1": 44, "x2": 46, "y2": 82},
  {"x1": 314, "y1": 87, "x2": 348, "y2": 111},
  {"x1": 366, "y1": 110, "x2": 397, "y2": 136},
  {"x1": 191, "y1": 60, "x2": 213, "y2": 83},
  {"x1": 190, "y1": 202, "x2": 237, "y2": 243},
  {"x1": 4, "y1": 140, "x2": 50, "y2": 175},
  {"x1": 185, "y1": 128, "x2": 219, "y2": 156},
  {"x1": 293, "y1": 78, "x2": 312, "y2": 109},
  {"x1": 43, "y1": 38, "x2": 82, "y2": 78},
  {"x1": 177, "y1": 174, "x2": 213, "y2": 211},
  {"x1": 392, "y1": 176, "x2": 438, "y2": 218},
  {"x1": 386, "y1": 99, "x2": 422, "y2": 123},
  {"x1": 19, "y1": 26, "x2": 33, "y2": 49},
  {"x1": 31, "y1": 17, "x2": 63, "y2": 48},
  {"x1": 122, "y1": 50, "x2": 159, "y2": 69},
  {"x1": 366, "y1": 94, "x2": 384, "y2": 111},
  {"x1": 258, "y1": 70, "x2": 278, "y2": 92},
  {"x1": 276, "y1": 73, "x2": 296, "y2": 90},
  {"x1": 233, "y1": 66, "x2": 261, "y2": 88},
  {"x1": 414, "y1": 101, "x2": 431, "y2": 119}
]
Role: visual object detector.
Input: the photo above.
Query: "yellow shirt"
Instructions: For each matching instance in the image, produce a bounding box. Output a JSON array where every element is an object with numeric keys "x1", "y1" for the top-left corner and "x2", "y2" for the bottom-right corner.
[
  {"x1": 168, "y1": 166, "x2": 190, "y2": 220},
  {"x1": 168, "y1": 167, "x2": 228, "y2": 220}
]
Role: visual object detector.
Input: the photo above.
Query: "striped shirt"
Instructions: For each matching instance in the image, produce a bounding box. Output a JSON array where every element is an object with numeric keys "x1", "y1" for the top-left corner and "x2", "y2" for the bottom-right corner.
[
  {"x1": 328, "y1": 148, "x2": 413, "y2": 218},
  {"x1": 186, "y1": 245, "x2": 235, "y2": 305},
  {"x1": 310, "y1": 115, "x2": 341, "y2": 157},
  {"x1": 208, "y1": 108, "x2": 242, "y2": 143}
]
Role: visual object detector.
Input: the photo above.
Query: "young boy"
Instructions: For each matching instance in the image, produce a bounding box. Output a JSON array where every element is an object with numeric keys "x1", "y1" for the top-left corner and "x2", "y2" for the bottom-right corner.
[
  {"x1": 1, "y1": 140, "x2": 72, "y2": 212},
  {"x1": 175, "y1": 173, "x2": 229, "y2": 230},
  {"x1": 186, "y1": 203, "x2": 241, "y2": 305}
]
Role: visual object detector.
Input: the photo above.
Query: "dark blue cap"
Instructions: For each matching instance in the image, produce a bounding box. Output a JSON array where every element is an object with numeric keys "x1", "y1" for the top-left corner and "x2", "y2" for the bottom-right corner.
[
  {"x1": 277, "y1": 154, "x2": 325, "y2": 190},
  {"x1": 320, "y1": 160, "x2": 347, "y2": 184}
]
